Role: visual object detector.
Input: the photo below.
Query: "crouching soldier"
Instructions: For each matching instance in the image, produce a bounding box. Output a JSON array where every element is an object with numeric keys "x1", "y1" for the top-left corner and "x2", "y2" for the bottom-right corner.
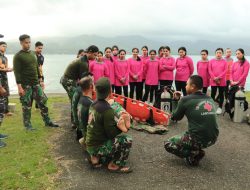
[
  {"x1": 86, "y1": 77, "x2": 133, "y2": 173},
  {"x1": 164, "y1": 75, "x2": 219, "y2": 166}
]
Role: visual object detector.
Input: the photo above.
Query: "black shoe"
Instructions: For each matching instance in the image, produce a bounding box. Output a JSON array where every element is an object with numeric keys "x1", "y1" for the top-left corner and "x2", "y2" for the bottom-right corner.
[
  {"x1": 0, "y1": 134, "x2": 8, "y2": 139},
  {"x1": 46, "y1": 122, "x2": 59, "y2": 128},
  {"x1": 0, "y1": 140, "x2": 6, "y2": 148},
  {"x1": 185, "y1": 150, "x2": 205, "y2": 166}
]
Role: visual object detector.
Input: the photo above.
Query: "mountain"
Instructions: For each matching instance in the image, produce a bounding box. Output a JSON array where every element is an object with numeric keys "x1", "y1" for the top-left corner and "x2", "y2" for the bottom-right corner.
[{"x1": 5, "y1": 35, "x2": 250, "y2": 55}]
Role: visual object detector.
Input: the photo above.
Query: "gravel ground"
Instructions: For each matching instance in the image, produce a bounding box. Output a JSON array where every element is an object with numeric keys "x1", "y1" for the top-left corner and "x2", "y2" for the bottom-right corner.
[{"x1": 51, "y1": 103, "x2": 250, "y2": 190}]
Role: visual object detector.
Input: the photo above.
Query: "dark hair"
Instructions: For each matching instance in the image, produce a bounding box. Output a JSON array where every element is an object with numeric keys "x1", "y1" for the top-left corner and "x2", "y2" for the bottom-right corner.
[
  {"x1": 118, "y1": 49, "x2": 126, "y2": 55},
  {"x1": 77, "y1": 49, "x2": 84, "y2": 54},
  {"x1": 105, "y1": 47, "x2": 112, "y2": 52},
  {"x1": 189, "y1": 75, "x2": 203, "y2": 90},
  {"x1": 132, "y1": 48, "x2": 141, "y2": 61},
  {"x1": 215, "y1": 48, "x2": 224, "y2": 53},
  {"x1": 141, "y1": 46, "x2": 148, "y2": 51},
  {"x1": 236, "y1": 48, "x2": 246, "y2": 66},
  {"x1": 178, "y1": 47, "x2": 187, "y2": 56},
  {"x1": 86, "y1": 45, "x2": 99, "y2": 53},
  {"x1": 79, "y1": 76, "x2": 93, "y2": 91},
  {"x1": 0, "y1": 41, "x2": 7, "y2": 46},
  {"x1": 104, "y1": 47, "x2": 113, "y2": 62},
  {"x1": 98, "y1": 51, "x2": 103, "y2": 55},
  {"x1": 163, "y1": 46, "x2": 171, "y2": 52},
  {"x1": 201, "y1": 49, "x2": 208, "y2": 55},
  {"x1": 158, "y1": 46, "x2": 164, "y2": 54},
  {"x1": 112, "y1": 45, "x2": 119, "y2": 51},
  {"x1": 19, "y1": 34, "x2": 30, "y2": 42},
  {"x1": 35, "y1": 41, "x2": 43, "y2": 47},
  {"x1": 149, "y1": 50, "x2": 157, "y2": 55}
]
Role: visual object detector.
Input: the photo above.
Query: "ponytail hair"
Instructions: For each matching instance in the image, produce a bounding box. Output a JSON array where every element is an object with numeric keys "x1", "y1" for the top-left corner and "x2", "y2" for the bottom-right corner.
[{"x1": 237, "y1": 48, "x2": 246, "y2": 66}]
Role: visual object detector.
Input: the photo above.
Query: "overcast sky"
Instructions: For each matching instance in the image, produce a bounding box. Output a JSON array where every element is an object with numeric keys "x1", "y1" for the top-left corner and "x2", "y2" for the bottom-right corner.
[{"x1": 1, "y1": 0, "x2": 250, "y2": 43}]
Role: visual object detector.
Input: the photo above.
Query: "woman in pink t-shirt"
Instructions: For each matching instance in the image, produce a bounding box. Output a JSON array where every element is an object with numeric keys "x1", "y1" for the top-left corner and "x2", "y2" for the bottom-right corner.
[
  {"x1": 208, "y1": 48, "x2": 227, "y2": 114},
  {"x1": 128, "y1": 48, "x2": 143, "y2": 100},
  {"x1": 114, "y1": 49, "x2": 129, "y2": 97},
  {"x1": 175, "y1": 47, "x2": 194, "y2": 96},
  {"x1": 159, "y1": 46, "x2": 175, "y2": 88},
  {"x1": 104, "y1": 47, "x2": 115, "y2": 92},
  {"x1": 197, "y1": 49, "x2": 210, "y2": 94},
  {"x1": 89, "y1": 51, "x2": 109, "y2": 83},
  {"x1": 142, "y1": 50, "x2": 160, "y2": 104},
  {"x1": 230, "y1": 48, "x2": 250, "y2": 88}
]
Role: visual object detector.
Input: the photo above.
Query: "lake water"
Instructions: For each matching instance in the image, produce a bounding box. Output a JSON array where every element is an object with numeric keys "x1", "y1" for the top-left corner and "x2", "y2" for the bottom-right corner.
[{"x1": 5, "y1": 54, "x2": 250, "y2": 94}]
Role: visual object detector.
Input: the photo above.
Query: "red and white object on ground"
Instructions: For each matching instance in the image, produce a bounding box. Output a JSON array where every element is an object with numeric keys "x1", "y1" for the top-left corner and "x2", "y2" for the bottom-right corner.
[{"x1": 112, "y1": 93, "x2": 171, "y2": 126}]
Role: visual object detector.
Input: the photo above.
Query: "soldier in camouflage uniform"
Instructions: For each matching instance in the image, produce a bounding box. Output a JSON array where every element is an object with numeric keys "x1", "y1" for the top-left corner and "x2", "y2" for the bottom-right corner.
[
  {"x1": 164, "y1": 75, "x2": 219, "y2": 166},
  {"x1": 0, "y1": 41, "x2": 13, "y2": 116},
  {"x1": 60, "y1": 45, "x2": 98, "y2": 129},
  {"x1": 86, "y1": 77, "x2": 133, "y2": 173},
  {"x1": 0, "y1": 72, "x2": 8, "y2": 148},
  {"x1": 13, "y1": 34, "x2": 58, "y2": 130}
]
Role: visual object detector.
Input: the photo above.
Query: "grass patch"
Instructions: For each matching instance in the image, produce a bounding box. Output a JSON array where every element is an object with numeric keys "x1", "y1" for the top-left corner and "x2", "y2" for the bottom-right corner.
[
  {"x1": 246, "y1": 91, "x2": 250, "y2": 102},
  {"x1": 0, "y1": 96, "x2": 68, "y2": 190}
]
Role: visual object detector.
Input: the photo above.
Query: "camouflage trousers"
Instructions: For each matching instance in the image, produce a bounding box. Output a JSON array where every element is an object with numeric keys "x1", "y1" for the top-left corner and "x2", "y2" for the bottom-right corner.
[
  {"x1": 72, "y1": 87, "x2": 82, "y2": 127},
  {"x1": 164, "y1": 132, "x2": 207, "y2": 159},
  {"x1": 87, "y1": 135, "x2": 133, "y2": 167},
  {"x1": 20, "y1": 85, "x2": 51, "y2": 128},
  {"x1": 0, "y1": 97, "x2": 5, "y2": 125},
  {"x1": 60, "y1": 76, "x2": 77, "y2": 125}
]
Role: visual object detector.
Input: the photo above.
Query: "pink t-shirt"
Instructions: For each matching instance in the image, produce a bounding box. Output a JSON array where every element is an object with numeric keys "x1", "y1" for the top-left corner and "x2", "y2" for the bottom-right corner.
[
  {"x1": 89, "y1": 61, "x2": 109, "y2": 83},
  {"x1": 114, "y1": 59, "x2": 129, "y2": 86},
  {"x1": 175, "y1": 56, "x2": 194, "y2": 81},
  {"x1": 197, "y1": 60, "x2": 210, "y2": 87},
  {"x1": 208, "y1": 58, "x2": 227, "y2": 86},
  {"x1": 231, "y1": 60, "x2": 250, "y2": 87},
  {"x1": 159, "y1": 56, "x2": 175, "y2": 80},
  {"x1": 128, "y1": 58, "x2": 143, "y2": 82},
  {"x1": 103, "y1": 57, "x2": 115, "y2": 85},
  {"x1": 144, "y1": 59, "x2": 160, "y2": 85},
  {"x1": 140, "y1": 55, "x2": 149, "y2": 80}
]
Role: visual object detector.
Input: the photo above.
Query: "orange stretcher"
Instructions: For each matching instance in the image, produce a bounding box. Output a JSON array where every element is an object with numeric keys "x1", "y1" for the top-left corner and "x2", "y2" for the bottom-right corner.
[{"x1": 112, "y1": 93, "x2": 171, "y2": 126}]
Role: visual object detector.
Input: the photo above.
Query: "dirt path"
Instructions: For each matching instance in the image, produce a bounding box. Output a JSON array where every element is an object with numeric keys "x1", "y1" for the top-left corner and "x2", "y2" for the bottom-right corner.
[{"x1": 50, "y1": 103, "x2": 250, "y2": 190}]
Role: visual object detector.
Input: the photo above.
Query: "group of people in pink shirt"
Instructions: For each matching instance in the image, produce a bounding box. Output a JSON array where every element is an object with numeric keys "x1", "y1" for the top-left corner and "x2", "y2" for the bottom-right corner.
[{"x1": 87, "y1": 45, "x2": 249, "y2": 115}]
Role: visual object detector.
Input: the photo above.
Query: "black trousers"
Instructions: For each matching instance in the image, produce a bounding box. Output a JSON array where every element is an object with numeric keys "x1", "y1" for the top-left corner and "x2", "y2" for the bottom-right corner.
[
  {"x1": 160, "y1": 80, "x2": 173, "y2": 88},
  {"x1": 175, "y1": 81, "x2": 187, "y2": 96},
  {"x1": 115, "y1": 86, "x2": 128, "y2": 97},
  {"x1": 142, "y1": 85, "x2": 158, "y2": 103},
  {"x1": 211, "y1": 86, "x2": 225, "y2": 108},
  {"x1": 112, "y1": 85, "x2": 115, "y2": 93},
  {"x1": 129, "y1": 82, "x2": 143, "y2": 100},
  {"x1": 202, "y1": 87, "x2": 208, "y2": 94}
]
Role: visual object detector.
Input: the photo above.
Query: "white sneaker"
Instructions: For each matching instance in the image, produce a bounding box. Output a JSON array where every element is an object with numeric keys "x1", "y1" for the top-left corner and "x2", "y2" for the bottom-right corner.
[{"x1": 216, "y1": 107, "x2": 222, "y2": 115}]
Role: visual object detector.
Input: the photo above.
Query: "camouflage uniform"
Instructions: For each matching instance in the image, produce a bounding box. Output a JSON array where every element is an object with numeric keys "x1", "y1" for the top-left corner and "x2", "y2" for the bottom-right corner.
[
  {"x1": 87, "y1": 134, "x2": 132, "y2": 167},
  {"x1": 72, "y1": 87, "x2": 82, "y2": 127},
  {"x1": 164, "y1": 91, "x2": 219, "y2": 165},
  {"x1": 164, "y1": 132, "x2": 208, "y2": 159},
  {"x1": 13, "y1": 50, "x2": 53, "y2": 129},
  {"x1": 60, "y1": 56, "x2": 89, "y2": 126},
  {"x1": 0, "y1": 53, "x2": 10, "y2": 113},
  {"x1": 0, "y1": 74, "x2": 5, "y2": 125},
  {"x1": 20, "y1": 84, "x2": 51, "y2": 128}
]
